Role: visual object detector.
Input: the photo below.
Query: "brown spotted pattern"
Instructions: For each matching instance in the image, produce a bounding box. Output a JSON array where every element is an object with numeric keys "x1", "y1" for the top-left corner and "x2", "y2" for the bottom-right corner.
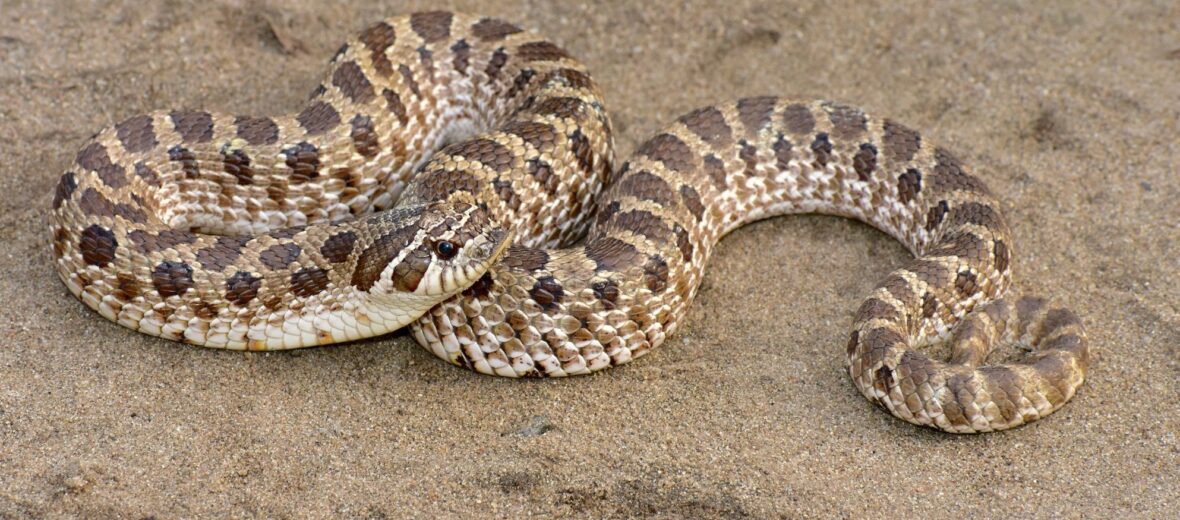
[{"x1": 50, "y1": 13, "x2": 1085, "y2": 434}]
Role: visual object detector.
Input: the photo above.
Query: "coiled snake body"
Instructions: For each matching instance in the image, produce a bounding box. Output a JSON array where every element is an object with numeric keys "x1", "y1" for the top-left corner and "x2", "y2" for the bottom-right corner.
[{"x1": 50, "y1": 12, "x2": 1088, "y2": 433}]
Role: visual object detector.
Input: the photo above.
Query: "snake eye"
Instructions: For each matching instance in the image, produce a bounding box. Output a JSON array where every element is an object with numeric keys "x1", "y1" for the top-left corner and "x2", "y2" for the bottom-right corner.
[{"x1": 434, "y1": 240, "x2": 457, "y2": 260}]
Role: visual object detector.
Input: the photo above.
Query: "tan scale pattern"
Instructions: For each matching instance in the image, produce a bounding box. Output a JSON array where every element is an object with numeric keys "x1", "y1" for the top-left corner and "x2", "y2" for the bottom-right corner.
[{"x1": 51, "y1": 12, "x2": 1087, "y2": 433}]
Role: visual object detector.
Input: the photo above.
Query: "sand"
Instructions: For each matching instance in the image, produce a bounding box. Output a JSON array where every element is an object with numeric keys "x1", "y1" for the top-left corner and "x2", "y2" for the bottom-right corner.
[{"x1": 1, "y1": 0, "x2": 1178, "y2": 517}]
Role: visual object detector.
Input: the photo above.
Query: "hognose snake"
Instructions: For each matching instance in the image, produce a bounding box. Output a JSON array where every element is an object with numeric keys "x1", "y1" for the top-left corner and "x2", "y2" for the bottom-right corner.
[{"x1": 50, "y1": 12, "x2": 1089, "y2": 433}]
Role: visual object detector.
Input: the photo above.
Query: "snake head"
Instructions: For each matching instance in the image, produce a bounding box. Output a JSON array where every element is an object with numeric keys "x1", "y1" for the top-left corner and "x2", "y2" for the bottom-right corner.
[
  {"x1": 410, "y1": 200, "x2": 512, "y2": 297},
  {"x1": 360, "y1": 199, "x2": 512, "y2": 313}
]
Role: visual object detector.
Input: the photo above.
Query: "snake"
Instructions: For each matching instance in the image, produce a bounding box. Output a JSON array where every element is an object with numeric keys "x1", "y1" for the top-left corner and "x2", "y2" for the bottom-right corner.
[{"x1": 49, "y1": 11, "x2": 1089, "y2": 433}]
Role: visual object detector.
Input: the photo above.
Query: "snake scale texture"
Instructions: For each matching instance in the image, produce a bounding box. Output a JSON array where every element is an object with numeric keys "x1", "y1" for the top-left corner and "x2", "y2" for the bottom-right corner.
[{"x1": 50, "y1": 12, "x2": 1089, "y2": 433}]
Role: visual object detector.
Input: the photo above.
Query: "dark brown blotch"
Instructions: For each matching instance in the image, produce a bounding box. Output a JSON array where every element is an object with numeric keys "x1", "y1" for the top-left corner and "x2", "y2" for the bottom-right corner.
[
  {"x1": 168, "y1": 145, "x2": 199, "y2": 179},
  {"x1": 503, "y1": 121, "x2": 558, "y2": 152},
  {"x1": 450, "y1": 39, "x2": 471, "y2": 73},
  {"x1": 506, "y1": 69, "x2": 536, "y2": 100},
  {"x1": 852, "y1": 143, "x2": 878, "y2": 181},
  {"x1": 616, "y1": 170, "x2": 676, "y2": 206},
  {"x1": 921, "y1": 293, "x2": 939, "y2": 318},
  {"x1": 824, "y1": 102, "x2": 867, "y2": 140},
  {"x1": 114, "y1": 273, "x2": 140, "y2": 300},
  {"x1": 517, "y1": 41, "x2": 570, "y2": 62},
  {"x1": 222, "y1": 149, "x2": 254, "y2": 185},
  {"x1": 382, "y1": 88, "x2": 409, "y2": 125},
  {"x1": 225, "y1": 271, "x2": 262, "y2": 306},
  {"x1": 502, "y1": 245, "x2": 549, "y2": 272},
  {"x1": 359, "y1": 21, "x2": 396, "y2": 77},
  {"x1": 910, "y1": 259, "x2": 953, "y2": 292},
  {"x1": 608, "y1": 209, "x2": 671, "y2": 245},
  {"x1": 928, "y1": 231, "x2": 986, "y2": 261},
  {"x1": 493, "y1": 179, "x2": 517, "y2": 206},
  {"x1": 856, "y1": 298, "x2": 898, "y2": 323},
  {"x1": 352, "y1": 224, "x2": 419, "y2": 291},
  {"x1": 955, "y1": 270, "x2": 979, "y2": 296},
  {"x1": 873, "y1": 364, "x2": 894, "y2": 396},
  {"x1": 398, "y1": 64, "x2": 421, "y2": 97},
  {"x1": 525, "y1": 158, "x2": 559, "y2": 196},
  {"x1": 531, "y1": 96, "x2": 584, "y2": 120},
  {"x1": 782, "y1": 103, "x2": 815, "y2": 135},
  {"x1": 332, "y1": 60, "x2": 375, "y2": 104},
  {"x1": 485, "y1": 47, "x2": 508, "y2": 79},
  {"x1": 79, "y1": 224, "x2": 118, "y2": 267},
  {"x1": 773, "y1": 135, "x2": 793, "y2": 171},
  {"x1": 413, "y1": 168, "x2": 482, "y2": 201},
  {"x1": 127, "y1": 229, "x2": 198, "y2": 253},
  {"x1": 170, "y1": 110, "x2": 214, "y2": 144},
  {"x1": 115, "y1": 114, "x2": 158, "y2": 153},
  {"x1": 585, "y1": 237, "x2": 641, "y2": 273},
  {"x1": 927, "y1": 149, "x2": 993, "y2": 197},
  {"x1": 550, "y1": 68, "x2": 594, "y2": 90},
  {"x1": 679, "y1": 106, "x2": 733, "y2": 148},
  {"x1": 861, "y1": 327, "x2": 906, "y2": 364},
  {"x1": 882, "y1": 274, "x2": 918, "y2": 310},
  {"x1": 530, "y1": 276, "x2": 565, "y2": 310},
  {"x1": 883, "y1": 120, "x2": 921, "y2": 163},
  {"x1": 569, "y1": 129, "x2": 594, "y2": 175},
  {"x1": 195, "y1": 236, "x2": 251, "y2": 272},
  {"x1": 53, "y1": 172, "x2": 77, "y2": 209},
  {"x1": 113, "y1": 202, "x2": 147, "y2": 223},
  {"x1": 134, "y1": 162, "x2": 160, "y2": 186},
  {"x1": 810, "y1": 133, "x2": 832, "y2": 167},
  {"x1": 391, "y1": 245, "x2": 431, "y2": 292},
  {"x1": 979, "y1": 365, "x2": 1023, "y2": 421},
  {"x1": 259, "y1": 242, "x2": 301, "y2": 270},
  {"x1": 897, "y1": 168, "x2": 922, "y2": 204},
  {"x1": 410, "y1": 11, "x2": 453, "y2": 43},
  {"x1": 947, "y1": 201, "x2": 1004, "y2": 230},
  {"x1": 235, "y1": 116, "x2": 279, "y2": 145},
  {"x1": 417, "y1": 47, "x2": 435, "y2": 77},
  {"x1": 350, "y1": 115, "x2": 379, "y2": 158},
  {"x1": 672, "y1": 223, "x2": 693, "y2": 262},
  {"x1": 78, "y1": 188, "x2": 115, "y2": 218},
  {"x1": 152, "y1": 261, "x2": 195, "y2": 298},
  {"x1": 471, "y1": 17, "x2": 522, "y2": 40},
  {"x1": 267, "y1": 226, "x2": 305, "y2": 241},
  {"x1": 76, "y1": 142, "x2": 111, "y2": 172},
  {"x1": 636, "y1": 133, "x2": 696, "y2": 173},
  {"x1": 846, "y1": 330, "x2": 860, "y2": 357},
  {"x1": 291, "y1": 267, "x2": 331, "y2": 298},
  {"x1": 591, "y1": 280, "x2": 620, "y2": 309},
  {"x1": 679, "y1": 185, "x2": 704, "y2": 221},
  {"x1": 449, "y1": 138, "x2": 513, "y2": 172},
  {"x1": 321, "y1": 231, "x2": 358, "y2": 263},
  {"x1": 296, "y1": 101, "x2": 341, "y2": 135},
  {"x1": 77, "y1": 141, "x2": 127, "y2": 190},
  {"x1": 644, "y1": 255, "x2": 669, "y2": 292},
  {"x1": 736, "y1": 96, "x2": 777, "y2": 134},
  {"x1": 594, "y1": 200, "x2": 620, "y2": 228},
  {"x1": 926, "y1": 200, "x2": 950, "y2": 232},
  {"x1": 703, "y1": 154, "x2": 727, "y2": 190},
  {"x1": 283, "y1": 142, "x2": 320, "y2": 182},
  {"x1": 993, "y1": 240, "x2": 1009, "y2": 273}
]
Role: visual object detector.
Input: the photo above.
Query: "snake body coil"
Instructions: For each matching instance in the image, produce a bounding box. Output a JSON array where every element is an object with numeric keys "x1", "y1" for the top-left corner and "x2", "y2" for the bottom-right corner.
[{"x1": 50, "y1": 12, "x2": 1088, "y2": 433}]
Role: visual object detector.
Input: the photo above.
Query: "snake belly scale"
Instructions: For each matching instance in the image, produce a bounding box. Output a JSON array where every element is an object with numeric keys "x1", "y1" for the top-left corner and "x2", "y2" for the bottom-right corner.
[{"x1": 49, "y1": 12, "x2": 1088, "y2": 433}]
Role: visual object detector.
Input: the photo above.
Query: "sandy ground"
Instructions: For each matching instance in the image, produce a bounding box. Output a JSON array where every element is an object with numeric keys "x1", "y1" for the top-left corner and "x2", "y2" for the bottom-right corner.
[{"x1": 1, "y1": 0, "x2": 1178, "y2": 517}]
